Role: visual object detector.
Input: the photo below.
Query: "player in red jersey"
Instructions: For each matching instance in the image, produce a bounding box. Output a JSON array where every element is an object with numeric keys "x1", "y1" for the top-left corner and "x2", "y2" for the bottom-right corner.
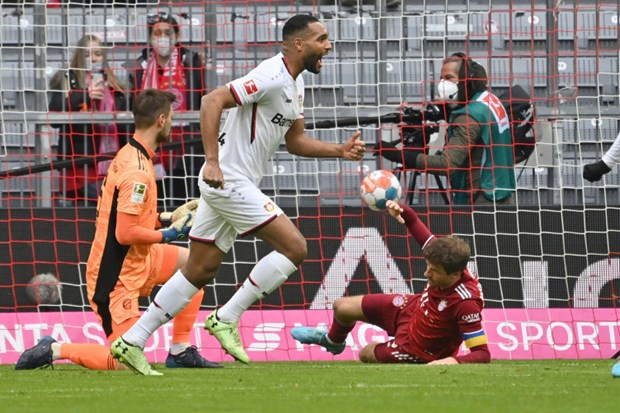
[{"x1": 292, "y1": 200, "x2": 490, "y2": 364}]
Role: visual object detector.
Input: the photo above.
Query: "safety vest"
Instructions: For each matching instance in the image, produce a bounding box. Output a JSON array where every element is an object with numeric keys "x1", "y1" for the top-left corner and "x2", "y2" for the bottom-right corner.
[{"x1": 448, "y1": 91, "x2": 516, "y2": 204}]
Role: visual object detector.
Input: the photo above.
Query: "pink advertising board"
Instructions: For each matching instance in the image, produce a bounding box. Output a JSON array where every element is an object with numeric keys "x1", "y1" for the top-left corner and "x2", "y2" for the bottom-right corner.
[{"x1": 1, "y1": 309, "x2": 619, "y2": 364}]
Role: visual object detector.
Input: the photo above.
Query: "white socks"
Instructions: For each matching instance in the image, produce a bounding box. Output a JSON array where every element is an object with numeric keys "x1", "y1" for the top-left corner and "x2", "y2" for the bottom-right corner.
[
  {"x1": 217, "y1": 251, "x2": 297, "y2": 323},
  {"x1": 122, "y1": 271, "x2": 198, "y2": 348},
  {"x1": 169, "y1": 342, "x2": 190, "y2": 356}
]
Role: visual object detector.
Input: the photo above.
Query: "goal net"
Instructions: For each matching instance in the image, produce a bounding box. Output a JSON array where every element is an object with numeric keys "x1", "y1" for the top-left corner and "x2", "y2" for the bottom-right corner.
[{"x1": 0, "y1": 0, "x2": 619, "y2": 364}]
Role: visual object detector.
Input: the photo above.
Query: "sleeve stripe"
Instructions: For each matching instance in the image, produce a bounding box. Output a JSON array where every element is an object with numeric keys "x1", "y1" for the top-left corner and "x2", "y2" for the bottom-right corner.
[
  {"x1": 228, "y1": 84, "x2": 242, "y2": 105},
  {"x1": 462, "y1": 329, "x2": 485, "y2": 340}
]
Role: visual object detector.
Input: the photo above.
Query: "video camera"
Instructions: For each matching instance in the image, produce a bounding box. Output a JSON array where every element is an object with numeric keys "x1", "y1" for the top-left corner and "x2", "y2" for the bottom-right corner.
[{"x1": 389, "y1": 103, "x2": 446, "y2": 151}]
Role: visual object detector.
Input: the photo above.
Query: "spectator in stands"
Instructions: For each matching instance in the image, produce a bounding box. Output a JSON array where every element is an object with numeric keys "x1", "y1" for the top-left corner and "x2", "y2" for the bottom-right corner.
[
  {"x1": 16, "y1": 90, "x2": 220, "y2": 373},
  {"x1": 126, "y1": 12, "x2": 206, "y2": 203},
  {"x1": 582, "y1": 131, "x2": 620, "y2": 182},
  {"x1": 375, "y1": 53, "x2": 515, "y2": 205},
  {"x1": 291, "y1": 200, "x2": 490, "y2": 365},
  {"x1": 49, "y1": 34, "x2": 129, "y2": 205}
]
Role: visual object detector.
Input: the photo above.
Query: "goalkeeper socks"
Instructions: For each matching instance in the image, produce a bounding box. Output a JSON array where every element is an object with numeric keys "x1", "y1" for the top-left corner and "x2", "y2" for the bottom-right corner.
[
  {"x1": 328, "y1": 316, "x2": 356, "y2": 344},
  {"x1": 123, "y1": 271, "x2": 198, "y2": 348},
  {"x1": 59, "y1": 343, "x2": 119, "y2": 370},
  {"x1": 171, "y1": 288, "x2": 204, "y2": 345},
  {"x1": 217, "y1": 251, "x2": 297, "y2": 323}
]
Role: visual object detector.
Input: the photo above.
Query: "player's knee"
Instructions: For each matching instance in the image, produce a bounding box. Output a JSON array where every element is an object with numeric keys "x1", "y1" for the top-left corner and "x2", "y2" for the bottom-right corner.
[
  {"x1": 332, "y1": 297, "x2": 359, "y2": 322},
  {"x1": 183, "y1": 259, "x2": 219, "y2": 286},
  {"x1": 332, "y1": 297, "x2": 348, "y2": 316}
]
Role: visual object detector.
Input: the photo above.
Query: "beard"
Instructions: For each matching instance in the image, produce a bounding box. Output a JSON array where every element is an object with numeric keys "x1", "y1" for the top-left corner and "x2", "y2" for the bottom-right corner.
[
  {"x1": 303, "y1": 53, "x2": 322, "y2": 74},
  {"x1": 156, "y1": 127, "x2": 170, "y2": 144}
]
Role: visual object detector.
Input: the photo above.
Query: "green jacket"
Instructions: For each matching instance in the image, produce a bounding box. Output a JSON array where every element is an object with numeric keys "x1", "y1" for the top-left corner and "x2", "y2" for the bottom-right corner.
[{"x1": 448, "y1": 91, "x2": 515, "y2": 204}]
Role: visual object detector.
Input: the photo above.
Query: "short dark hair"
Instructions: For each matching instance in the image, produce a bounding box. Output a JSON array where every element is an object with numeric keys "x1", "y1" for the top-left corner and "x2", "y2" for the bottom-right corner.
[
  {"x1": 282, "y1": 14, "x2": 320, "y2": 41},
  {"x1": 423, "y1": 235, "x2": 471, "y2": 275},
  {"x1": 133, "y1": 89, "x2": 176, "y2": 129}
]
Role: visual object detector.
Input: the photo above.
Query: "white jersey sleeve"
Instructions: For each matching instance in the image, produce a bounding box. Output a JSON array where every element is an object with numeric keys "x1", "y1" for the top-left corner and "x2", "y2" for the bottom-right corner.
[
  {"x1": 227, "y1": 60, "x2": 290, "y2": 108},
  {"x1": 602, "y1": 131, "x2": 620, "y2": 169},
  {"x1": 217, "y1": 53, "x2": 305, "y2": 185}
]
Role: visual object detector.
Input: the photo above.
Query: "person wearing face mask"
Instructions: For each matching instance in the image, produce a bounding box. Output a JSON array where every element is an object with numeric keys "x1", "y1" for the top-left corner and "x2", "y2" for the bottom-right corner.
[
  {"x1": 49, "y1": 34, "x2": 129, "y2": 205},
  {"x1": 376, "y1": 53, "x2": 515, "y2": 206},
  {"x1": 126, "y1": 13, "x2": 206, "y2": 205}
]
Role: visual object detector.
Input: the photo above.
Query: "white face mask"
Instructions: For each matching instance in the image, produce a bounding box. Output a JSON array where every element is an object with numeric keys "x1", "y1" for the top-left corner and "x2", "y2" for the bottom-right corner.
[
  {"x1": 153, "y1": 37, "x2": 173, "y2": 57},
  {"x1": 85, "y1": 61, "x2": 103, "y2": 72},
  {"x1": 437, "y1": 79, "x2": 459, "y2": 102}
]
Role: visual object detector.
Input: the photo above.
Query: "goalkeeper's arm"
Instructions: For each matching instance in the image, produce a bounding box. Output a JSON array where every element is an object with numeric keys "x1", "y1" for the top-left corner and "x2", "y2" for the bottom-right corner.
[{"x1": 116, "y1": 212, "x2": 192, "y2": 245}]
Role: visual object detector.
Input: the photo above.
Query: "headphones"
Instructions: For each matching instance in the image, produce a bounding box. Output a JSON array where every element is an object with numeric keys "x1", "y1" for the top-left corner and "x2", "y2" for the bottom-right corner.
[{"x1": 450, "y1": 52, "x2": 475, "y2": 92}]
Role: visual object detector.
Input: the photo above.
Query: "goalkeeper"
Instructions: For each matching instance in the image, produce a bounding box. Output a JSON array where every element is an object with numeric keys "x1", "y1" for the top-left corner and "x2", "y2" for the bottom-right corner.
[{"x1": 16, "y1": 90, "x2": 220, "y2": 373}]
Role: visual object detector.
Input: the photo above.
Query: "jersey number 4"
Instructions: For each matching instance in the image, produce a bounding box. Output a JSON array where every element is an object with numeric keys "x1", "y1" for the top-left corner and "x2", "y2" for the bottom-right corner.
[{"x1": 218, "y1": 132, "x2": 226, "y2": 146}]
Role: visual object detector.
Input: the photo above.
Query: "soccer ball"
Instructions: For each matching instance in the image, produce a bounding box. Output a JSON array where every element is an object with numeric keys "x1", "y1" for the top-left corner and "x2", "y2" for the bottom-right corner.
[
  {"x1": 26, "y1": 273, "x2": 62, "y2": 305},
  {"x1": 360, "y1": 170, "x2": 402, "y2": 211}
]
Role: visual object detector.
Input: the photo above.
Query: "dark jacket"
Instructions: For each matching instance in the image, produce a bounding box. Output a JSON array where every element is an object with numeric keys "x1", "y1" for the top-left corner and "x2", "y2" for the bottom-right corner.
[{"x1": 49, "y1": 70, "x2": 129, "y2": 192}]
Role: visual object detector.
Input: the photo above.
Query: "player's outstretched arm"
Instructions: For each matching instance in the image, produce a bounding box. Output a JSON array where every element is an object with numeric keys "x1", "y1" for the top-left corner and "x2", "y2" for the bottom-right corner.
[
  {"x1": 583, "y1": 131, "x2": 620, "y2": 182},
  {"x1": 285, "y1": 120, "x2": 365, "y2": 160},
  {"x1": 385, "y1": 200, "x2": 434, "y2": 248}
]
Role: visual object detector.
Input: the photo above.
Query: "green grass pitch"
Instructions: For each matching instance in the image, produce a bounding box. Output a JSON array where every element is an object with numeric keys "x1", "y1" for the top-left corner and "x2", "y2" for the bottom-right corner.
[{"x1": 2, "y1": 360, "x2": 619, "y2": 413}]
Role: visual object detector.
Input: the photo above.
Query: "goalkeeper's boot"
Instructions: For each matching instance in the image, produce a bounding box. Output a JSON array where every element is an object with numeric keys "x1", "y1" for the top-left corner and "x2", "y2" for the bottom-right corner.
[
  {"x1": 15, "y1": 336, "x2": 56, "y2": 370},
  {"x1": 110, "y1": 337, "x2": 163, "y2": 376},
  {"x1": 165, "y1": 346, "x2": 223, "y2": 369},
  {"x1": 204, "y1": 311, "x2": 250, "y2": 364},
  {"x1": 290, "y1": 327, "x2": 346, "y2": 355},
  {"x1": 612, "y1": 361, "x2": 620, "y2": 378}
]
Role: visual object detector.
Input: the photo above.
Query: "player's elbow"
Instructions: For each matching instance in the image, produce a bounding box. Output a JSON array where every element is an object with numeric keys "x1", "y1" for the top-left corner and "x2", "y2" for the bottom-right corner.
[{"x1": 115, "y1": 229, "x2": 132, "y2": 246}]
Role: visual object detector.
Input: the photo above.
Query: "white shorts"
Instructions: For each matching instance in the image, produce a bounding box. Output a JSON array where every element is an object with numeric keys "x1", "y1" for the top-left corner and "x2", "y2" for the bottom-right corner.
[{"x1": 189, "y1": 179, "x2": 283, "y2": 253}]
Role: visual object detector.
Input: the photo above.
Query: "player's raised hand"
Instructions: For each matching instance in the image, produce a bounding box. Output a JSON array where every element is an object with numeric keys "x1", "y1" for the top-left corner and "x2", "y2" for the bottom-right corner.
[
  {"x1": 342, "y1": 131, "x2": 365, "y2": 161},
  {"x1": 202, "y1": 163, "x2": 224, "y2": 189},
  {"x1": 385, "y1": 200, "x2": 405, "y2": 224},
  {"x1": 583, "y1": 160, "x2": 612, "y2": 182}
]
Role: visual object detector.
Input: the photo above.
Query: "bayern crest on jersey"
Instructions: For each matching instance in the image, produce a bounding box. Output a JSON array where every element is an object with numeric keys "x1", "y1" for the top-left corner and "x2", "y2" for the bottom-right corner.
[
  {"x1": 438, "y1": 299, "x2": 448, "y2": 312},
  {"x1": 392, "y1": 295, "x2": 405, "y2": 307}
]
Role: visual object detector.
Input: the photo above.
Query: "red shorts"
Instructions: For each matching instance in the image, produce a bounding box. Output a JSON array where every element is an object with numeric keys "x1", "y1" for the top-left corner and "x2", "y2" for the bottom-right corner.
[{"x1": 362, "y1": 294, "x2": 425, "y2": 364}]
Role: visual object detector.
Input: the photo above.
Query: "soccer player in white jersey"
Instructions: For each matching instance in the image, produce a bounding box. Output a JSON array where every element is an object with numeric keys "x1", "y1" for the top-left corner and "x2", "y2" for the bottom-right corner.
[{"x1": 110, "y1": 14, "x2": 366, "y2": 374}]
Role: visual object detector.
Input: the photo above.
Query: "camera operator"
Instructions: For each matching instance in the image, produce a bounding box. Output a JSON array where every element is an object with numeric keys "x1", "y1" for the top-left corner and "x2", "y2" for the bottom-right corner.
[{"x1": 376, "y1": 54, "x2": 515, "y2": 205}]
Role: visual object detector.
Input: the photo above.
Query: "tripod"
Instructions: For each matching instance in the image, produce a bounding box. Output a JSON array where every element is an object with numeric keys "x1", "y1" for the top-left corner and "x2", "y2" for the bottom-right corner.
[{"x1": 397, "y1": 168, "x2": 450, "y2": 206}]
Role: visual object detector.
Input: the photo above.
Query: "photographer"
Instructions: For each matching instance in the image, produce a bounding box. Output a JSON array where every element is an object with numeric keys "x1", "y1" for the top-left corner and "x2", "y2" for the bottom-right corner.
[{"x1": 376, "y1": 54, "x2": 515, "y2": 205}]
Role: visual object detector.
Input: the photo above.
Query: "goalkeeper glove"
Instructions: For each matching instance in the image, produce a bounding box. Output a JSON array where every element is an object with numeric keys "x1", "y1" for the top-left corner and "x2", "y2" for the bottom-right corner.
[
  {"x1": 159, "y1": 199, "x2": 199, "y2": 227},
  {"x1": 583, "y1": 160, "x2": 612, "y2": 183},
  {"x1": 159, "y1": 213, "x2": 193, "y2": 243}
]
